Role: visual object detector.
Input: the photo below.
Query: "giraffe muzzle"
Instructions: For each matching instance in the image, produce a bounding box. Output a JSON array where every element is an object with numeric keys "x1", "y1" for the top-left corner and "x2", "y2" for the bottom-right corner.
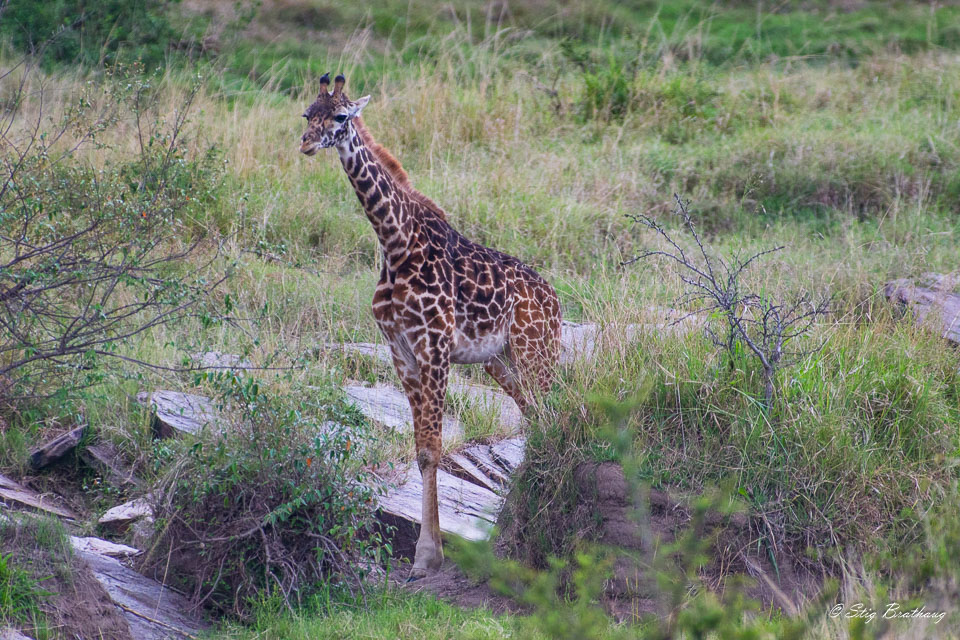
[{"x1": 299, "y1": 139, "x2": 320, "y2": 155}]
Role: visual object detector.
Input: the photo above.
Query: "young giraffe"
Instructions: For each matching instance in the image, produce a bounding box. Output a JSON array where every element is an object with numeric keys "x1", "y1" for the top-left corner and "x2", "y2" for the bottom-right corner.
[{"x1": 299, "y1": 73, "x2": 561, "y2": 577}]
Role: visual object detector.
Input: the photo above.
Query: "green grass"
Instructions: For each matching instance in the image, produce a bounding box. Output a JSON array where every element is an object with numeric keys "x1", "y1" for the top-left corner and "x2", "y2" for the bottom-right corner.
[
  {"x1": 211, "y1": 588, "x2": 534, "y2": 640},
  {"x1": 0, "y1": 515, "x2": 72, "y2": 639},
  {"x1": 181, "y1": 0, "x2": 960, "y2": 97},
  {"x1": 0, "y1": 552, "x2": 51, "y2": 632}
]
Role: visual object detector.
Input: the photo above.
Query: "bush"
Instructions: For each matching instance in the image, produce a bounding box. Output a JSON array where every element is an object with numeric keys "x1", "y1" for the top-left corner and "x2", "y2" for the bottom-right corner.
[
  {"x1": 0, "y1": 61, "x2": 224, "y2": 401},
  {"x1": 143, "y1": 374, "x2": 387, "y2": 619},
  {"x1": 0, "y1": 0, "x2": 179, "y2": 68}
]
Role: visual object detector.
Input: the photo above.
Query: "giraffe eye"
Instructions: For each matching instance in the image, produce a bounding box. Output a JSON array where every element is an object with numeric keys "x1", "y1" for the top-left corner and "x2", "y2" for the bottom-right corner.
[{"x1": 334, "y1": 114, "x2": 348, "y2": 123}]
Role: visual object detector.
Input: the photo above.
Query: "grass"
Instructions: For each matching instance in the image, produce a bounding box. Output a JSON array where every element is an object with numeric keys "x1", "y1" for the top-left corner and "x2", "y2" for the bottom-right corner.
[
  {"x1": 0, "y1": 552, "x2": 51, "y2": 633},
  {"x1": 2, "y1": 0, "x2": 960, "y2": 637},
  {"x1": 0, "y1": 515, "x2": 73, "y2": 639},
  {"x1": 211, "y1": 588, "x2": 533, "y2": 640}
]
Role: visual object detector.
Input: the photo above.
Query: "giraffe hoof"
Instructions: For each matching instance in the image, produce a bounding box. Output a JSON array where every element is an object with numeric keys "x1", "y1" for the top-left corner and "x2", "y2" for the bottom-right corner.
[{"x1": 407, "y1": 567, "x2": 429, "y2": 581}]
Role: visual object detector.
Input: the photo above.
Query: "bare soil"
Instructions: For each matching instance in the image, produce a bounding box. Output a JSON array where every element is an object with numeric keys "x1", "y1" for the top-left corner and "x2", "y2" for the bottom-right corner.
[
  {"x1": 392, "y1": 560, "x2": 526, "y2": 615},
  {"x1": 575, "y1": 462, "x2": 825, "y2": 623}
]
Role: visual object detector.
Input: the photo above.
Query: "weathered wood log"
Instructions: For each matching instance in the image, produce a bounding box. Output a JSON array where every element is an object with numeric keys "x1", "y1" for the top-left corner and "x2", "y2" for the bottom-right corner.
[
  {"x1": 79, "y1": 442, "x2": 142, "y2": 488},
  {"x1": 98, "y1": 498, "x2": 153, "y2": 533},
  {"x1": 337, "y1": 342, "x2": 393, "y2": 365},
  {"x1": 344, "y1": 383, "x2": 463, "y2": 443},
  {"x1": 136, "y1": 391, "x2": 220, "y2": 438},
  {"x1": 443, "y1": 452, "x2": 504, "y2": 492},
  {"x1": 885, "y1": 276, "x2": 960, "y2": 345},
  {"x1": 29, "y1": 425, "x2": 86, "y2": 469},
  {"x1": 455, "y1": 444, "x2": 511, "y2": 487},
  {"x1": 560, "y1": 321, "x2": 600, "y2": 364},
  {"x1": 560, "y1": 309, "x2": 701, "y2": 364},
  {"x1": 78, "y1": 549, "x2": 207, "y2": 640},
  {"x1": 378, "y1": 463, "x2": 502, "y2": 541},
  {"x1": 0, "y1": 473, "x2": 77, "y2": 519},
  {"x1": 489, "y1": 437, "x2": 525, "y2": 474},
  {"x1": 70, "y1": 536, "x2": 141, "y2": 558},
  {"x1": 0, "y1": 628, "x2": 35, "y2": 640}
]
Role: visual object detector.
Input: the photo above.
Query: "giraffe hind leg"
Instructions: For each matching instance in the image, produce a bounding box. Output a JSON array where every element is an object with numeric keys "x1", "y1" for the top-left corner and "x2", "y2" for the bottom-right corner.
[
  {"x1": 483, "y1": 355, "x2": 529, "y2": 416},
  {"x1": 491, "y1": 291, "x2": 560, "y2": 415}
]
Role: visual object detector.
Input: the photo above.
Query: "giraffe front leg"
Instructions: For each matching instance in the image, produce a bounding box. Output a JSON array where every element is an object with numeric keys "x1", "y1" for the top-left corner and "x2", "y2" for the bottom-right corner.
[{"x1": 409, "y1": 333, "x2": 450, "y2": 579}]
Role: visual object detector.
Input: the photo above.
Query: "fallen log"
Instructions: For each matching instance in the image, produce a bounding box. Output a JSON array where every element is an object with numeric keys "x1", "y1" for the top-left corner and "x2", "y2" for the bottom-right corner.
[
  {"x1": 377, "y1": 463, "x2": 502, "y2": 542},
  {"x1": 29, "y1": 425, "x2": 86, "y2": 469},
  {"x1": 70, "y1": 536, "x2": 141, "y2": 558},
  {"x1": 136, "y1": 391, "x2": 220, "y2": 439},
  {"x1": 79, "y1": 441, "x2": 142, "y2": 488},
  {"x1": 344, "y1": 383, "x2": 463, "y2": 443},
  {"x1": 0, "y1": 473, "x2": 77, "y2": 520},
  {"x1": 98, "y1": 498, "x2": 153, "y2": 534},
  {"x1": 78, "y1": 549, "x2": 207, "y2": 640}
]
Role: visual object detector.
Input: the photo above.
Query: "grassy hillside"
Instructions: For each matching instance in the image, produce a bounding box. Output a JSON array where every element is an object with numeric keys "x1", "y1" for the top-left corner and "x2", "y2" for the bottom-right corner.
[{"x1": 2, "y1": 0, "x2": 960, "y2": 637}]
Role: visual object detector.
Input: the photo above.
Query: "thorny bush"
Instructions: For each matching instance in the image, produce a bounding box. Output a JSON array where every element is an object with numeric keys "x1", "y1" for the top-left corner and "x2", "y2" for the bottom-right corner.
[{"x1": 623, "y1": 194, "x2": 830, "y2": 408}]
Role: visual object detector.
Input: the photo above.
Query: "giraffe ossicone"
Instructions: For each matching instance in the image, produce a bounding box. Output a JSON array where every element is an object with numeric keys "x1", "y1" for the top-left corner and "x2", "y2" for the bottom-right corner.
[{"x1": 299, "y1": 73, "x2": 562, "y2": 577}]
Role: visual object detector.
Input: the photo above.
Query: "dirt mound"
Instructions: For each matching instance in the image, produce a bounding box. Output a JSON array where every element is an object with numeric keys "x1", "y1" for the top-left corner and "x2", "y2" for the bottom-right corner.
[
  {"x1": 386, "y1": 461, "x2": 822, "y2": 622},
  {"x1": 41, "y1": 560, "x2": 133, "y2": 640},
  {"x1": 574, "y1": 462, "x2": 824, "y2": 621},
  {"x1": 392, "y1": 560, "x2": 525, "y2": 615},
  {"x1": 0, "y1": 529, "x2": 131, "y2": 640}
]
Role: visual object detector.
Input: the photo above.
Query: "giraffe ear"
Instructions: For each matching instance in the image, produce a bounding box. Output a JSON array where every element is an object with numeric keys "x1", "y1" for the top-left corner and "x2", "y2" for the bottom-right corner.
[{"x1": 348, "y1": 95, "x2": 370, "y2": 117}]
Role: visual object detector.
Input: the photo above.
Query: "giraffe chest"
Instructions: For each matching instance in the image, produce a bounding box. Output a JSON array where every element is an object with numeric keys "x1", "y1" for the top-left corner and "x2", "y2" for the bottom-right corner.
[{"x1": 374, "y1": 290, "x2": 512, "y2": 365}]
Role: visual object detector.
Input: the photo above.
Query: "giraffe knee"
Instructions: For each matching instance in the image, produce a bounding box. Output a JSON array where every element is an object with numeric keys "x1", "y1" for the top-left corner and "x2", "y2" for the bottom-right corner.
[{"x1": 417, "y1": 447, "x2": 439, "y2": 471}]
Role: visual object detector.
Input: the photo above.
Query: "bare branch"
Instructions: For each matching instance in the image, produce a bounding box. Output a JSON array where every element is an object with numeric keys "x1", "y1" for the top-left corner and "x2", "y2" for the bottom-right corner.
[{"x1": 622, "y1": 195, "x2": 831, "y2": 408}]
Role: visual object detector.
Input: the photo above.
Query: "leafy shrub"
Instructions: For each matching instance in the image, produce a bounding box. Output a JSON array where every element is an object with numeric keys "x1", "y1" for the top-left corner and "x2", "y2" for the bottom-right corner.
[
  {"x1": 0, "y1": 62, "x2": 224, "y2": 401},
  {"x1": 580, "y1": 53, "x2": 635, "y2": 120},
  {"x1": 143, "y1": 374, "x2": 386, "y2": 619},
  {"x1": 0, "y1": 0, "x2": 179, "y2": 68},
  {"x1": 563, "y1": 41, "x2": 721, "y2": 135}
]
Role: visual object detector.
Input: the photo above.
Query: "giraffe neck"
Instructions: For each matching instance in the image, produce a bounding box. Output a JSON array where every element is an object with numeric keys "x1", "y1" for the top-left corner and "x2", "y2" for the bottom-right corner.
[{"x1": 336, "y1": 123, "x2": 416, "y2": 271}]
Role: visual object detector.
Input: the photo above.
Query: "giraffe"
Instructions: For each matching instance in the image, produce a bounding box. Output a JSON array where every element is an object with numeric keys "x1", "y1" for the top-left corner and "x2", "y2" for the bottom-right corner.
[{"x1": 299, "y1": 73, "x2": 561, "y2": 577}]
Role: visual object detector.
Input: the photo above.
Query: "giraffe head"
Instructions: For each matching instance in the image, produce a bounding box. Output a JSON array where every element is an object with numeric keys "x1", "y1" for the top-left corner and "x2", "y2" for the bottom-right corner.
[{"x1": 299, "y1": 73, "x2": 370, "y2": 155}]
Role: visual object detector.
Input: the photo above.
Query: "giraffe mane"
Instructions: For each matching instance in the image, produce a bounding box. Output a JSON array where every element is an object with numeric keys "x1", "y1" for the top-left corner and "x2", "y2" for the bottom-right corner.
[{"x1": 353, "y1": 116, "x2": 447, "y2": 220}]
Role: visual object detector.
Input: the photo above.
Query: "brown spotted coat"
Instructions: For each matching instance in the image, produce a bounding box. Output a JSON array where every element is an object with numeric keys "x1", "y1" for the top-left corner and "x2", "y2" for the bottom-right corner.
[{"x1": 299, "y1": 73, "x2": 561, "y2": 576}]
